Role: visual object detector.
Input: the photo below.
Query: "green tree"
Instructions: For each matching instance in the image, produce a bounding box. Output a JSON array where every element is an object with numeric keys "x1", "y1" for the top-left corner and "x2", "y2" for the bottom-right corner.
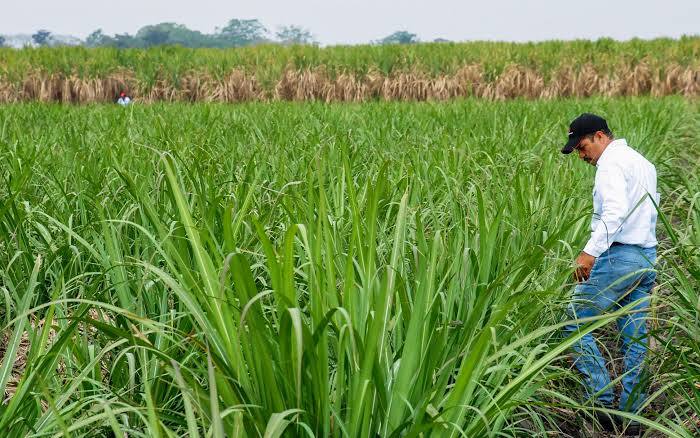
[
  {"x1": 217, "y1": 19, "x2": 268, "y2": 47},
  {"x1": 112, "y1": 33, "x2": 142, "y2": 48},
  {"x1": 135, "y1": 23, "x2": 211, "y2": 48},
  {"x1": 0, "y1": 35, "x2": 6, "y2": 47},
  {"x1": 85, "y1": 29, "x2": 114, "y2": 47},
  {"x1": 377, "y1": 30, "x2": 419, "y2": 45},
  {"x1": 32, "y1": 29, "x2": 52, "y2": 46},
  {"x1": 275, "y1": 25, "x2": 315, "y2": 45},
  {"x1": 138, "y1": 26, "x2": 170, "y2": 47}
]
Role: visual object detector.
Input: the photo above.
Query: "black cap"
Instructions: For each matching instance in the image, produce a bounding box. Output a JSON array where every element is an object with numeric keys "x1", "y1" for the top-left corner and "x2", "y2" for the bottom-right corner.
[{"x1": 561, "y1": 113, "x2": 609, "y2": 154}]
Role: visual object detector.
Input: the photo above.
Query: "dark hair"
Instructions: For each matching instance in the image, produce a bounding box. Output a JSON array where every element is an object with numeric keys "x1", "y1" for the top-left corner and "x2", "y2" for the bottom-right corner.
[{"x1": 584, "y1": 129, "x2": 614, "y2": 140}]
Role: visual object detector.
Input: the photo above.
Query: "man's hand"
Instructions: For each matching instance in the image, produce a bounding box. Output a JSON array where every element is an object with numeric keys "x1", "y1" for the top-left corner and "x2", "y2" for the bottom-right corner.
[{"x1": 574, "y1": 251, "x2": 596, "y2": 283}]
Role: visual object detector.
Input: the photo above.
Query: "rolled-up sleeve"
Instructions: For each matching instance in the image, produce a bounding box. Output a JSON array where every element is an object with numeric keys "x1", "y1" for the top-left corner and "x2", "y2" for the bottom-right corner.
[{"x1": 583, "y1": 164, "x2": 629, "y2": 257}]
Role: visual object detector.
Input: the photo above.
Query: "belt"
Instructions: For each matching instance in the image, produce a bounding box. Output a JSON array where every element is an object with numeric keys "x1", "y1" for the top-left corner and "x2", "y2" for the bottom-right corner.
[{"x1": 610, "y1": 242, "x2": 624, "y2": 247}]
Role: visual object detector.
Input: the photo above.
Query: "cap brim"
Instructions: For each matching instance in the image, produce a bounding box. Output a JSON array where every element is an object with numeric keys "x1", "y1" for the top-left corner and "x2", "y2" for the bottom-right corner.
[{"x1": 561, "y1": 136, "x2": 580, "y2": 154}]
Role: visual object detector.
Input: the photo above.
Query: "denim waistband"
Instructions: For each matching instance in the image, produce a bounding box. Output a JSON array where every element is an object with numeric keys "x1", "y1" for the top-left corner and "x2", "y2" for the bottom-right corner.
[
  {"x1": 609, "y1": 242, "x2": 655, "y2": 249},
  {"x1": 601, "y1": 243, "x2": 656, "y2": 258}
]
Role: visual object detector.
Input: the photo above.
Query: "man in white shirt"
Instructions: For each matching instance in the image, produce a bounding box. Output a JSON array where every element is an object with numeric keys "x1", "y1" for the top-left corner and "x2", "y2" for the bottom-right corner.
[
  {"x1": 561, "y1": 113, "x2": 658, "y2": 434},
  {"x1": 117, "y1": 91, "x2": 131, "y2": 106}
]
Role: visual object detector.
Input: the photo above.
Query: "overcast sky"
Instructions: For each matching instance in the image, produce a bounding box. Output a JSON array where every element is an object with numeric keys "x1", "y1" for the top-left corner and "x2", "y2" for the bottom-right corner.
[{"x1": 2, "y1": 0, "x2": 699, "y2": 45}]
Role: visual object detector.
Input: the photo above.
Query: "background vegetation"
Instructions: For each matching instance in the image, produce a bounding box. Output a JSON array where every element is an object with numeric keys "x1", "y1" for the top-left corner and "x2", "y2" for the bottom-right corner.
[
  {"x1": 0, "y1": 38, "x2": 699, "y2": 103},
  {"x1": 0, "y1": 19, "x2": 318, "y2": 49},
  {"x1": 1, "y1": 37, "x2": 699, "y2": 80}
]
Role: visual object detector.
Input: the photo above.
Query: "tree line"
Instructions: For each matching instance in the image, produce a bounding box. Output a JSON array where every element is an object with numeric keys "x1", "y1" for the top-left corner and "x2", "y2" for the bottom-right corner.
[{"x1": 0, "y1": 19, "x2": 432, "y2": 48}]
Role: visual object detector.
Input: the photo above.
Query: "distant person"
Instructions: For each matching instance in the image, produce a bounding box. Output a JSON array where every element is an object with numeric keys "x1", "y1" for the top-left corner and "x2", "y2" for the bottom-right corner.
[
  {"x1": 560, "y1": 114, "x2": 658, "y2": 435},
  {"x1": 117, "y1": 91, "x2": 131, "y2": 106}
]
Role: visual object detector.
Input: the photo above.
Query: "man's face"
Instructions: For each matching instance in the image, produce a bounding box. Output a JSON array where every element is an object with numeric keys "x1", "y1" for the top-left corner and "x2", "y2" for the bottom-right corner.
[
  {"x1": 575, "y1": 136, "x2": 595, "y2": 165},
  {"x1": 574, "y1": 132, "x2": 606, "y2": 166}
]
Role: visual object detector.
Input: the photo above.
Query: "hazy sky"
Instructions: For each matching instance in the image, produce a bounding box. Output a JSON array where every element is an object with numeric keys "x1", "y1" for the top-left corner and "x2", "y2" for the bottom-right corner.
[{"x1": 2, "y1": 0, "x2": 699, "y2": 45}]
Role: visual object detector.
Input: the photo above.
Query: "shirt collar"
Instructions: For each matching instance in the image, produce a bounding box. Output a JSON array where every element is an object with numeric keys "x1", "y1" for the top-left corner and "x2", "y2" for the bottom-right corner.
[{"x1": 596, "y1": 138, "x2": 627, "y2": 167}]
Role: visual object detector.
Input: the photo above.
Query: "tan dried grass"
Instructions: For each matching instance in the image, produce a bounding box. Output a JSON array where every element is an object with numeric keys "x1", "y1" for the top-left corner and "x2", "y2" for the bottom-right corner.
[
  {"x1": 4, "y1": 63, "x2": 700, "y2": 103},
  {"x1": 545, "y1": 64, "x2": 615, "y2": 98},
  {"x1": 653, "y1": 64, "x2": 700, "y2": 97},
  {"x1": 179, "y1": 71, "x2": 213, "y2": 102},
  {"x1": 332, "y1": 72, "x2": 369, "y2": 102},
  {"x1": 275, "y1": 66, "x2": 336, "y2": 102},
  {"x1": 1, "y1": 317, "x2": 55, "y2": 404},
  {"x1": 0, "y1": 77, "x2": 19, "y2": 103},
  {"x1": 380, "y1": 70, "x2": 430, "y2": 101},
  {"x1": 617, "y1": 62, "x2": 653, "y2": 96},
  {"x1": 490, "y1": 65, "x2": 545, "y2": 100},
  {"x1": 17, "y1": 69, "x2": 137, "y2": 103},
  {"x1": 215, "y1": 69, "x2": 264, "y2": 102},
  {"x1": 1, "y1": 309, "x2": 114, "y2": 404}
]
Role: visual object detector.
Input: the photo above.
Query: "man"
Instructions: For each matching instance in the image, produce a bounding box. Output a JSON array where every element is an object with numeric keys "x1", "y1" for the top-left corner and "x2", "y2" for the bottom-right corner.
[
  {"x1": 117, "y1": 91, "x2": 131, "y2": 106},
  {"x1": 561, "y1": 113, "x2": 658, "y2": 435}
]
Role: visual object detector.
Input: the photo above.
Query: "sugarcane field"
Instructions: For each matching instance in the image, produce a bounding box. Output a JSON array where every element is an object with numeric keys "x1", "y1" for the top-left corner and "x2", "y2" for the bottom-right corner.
[{"x1": 1, "y1": 6, "x2": 700, "y2": 438}]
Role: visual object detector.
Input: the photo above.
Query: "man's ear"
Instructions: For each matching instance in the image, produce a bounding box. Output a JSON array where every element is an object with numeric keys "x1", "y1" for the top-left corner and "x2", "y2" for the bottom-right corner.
[{"x1": 594, "y1": 131, "x2": 606, "y2": 144}]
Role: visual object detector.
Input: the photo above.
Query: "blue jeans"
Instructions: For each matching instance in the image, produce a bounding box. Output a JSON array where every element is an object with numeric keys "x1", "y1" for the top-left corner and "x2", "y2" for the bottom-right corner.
[{"x1": 564, "y1": 244, "x2": 656, "y2": 412}]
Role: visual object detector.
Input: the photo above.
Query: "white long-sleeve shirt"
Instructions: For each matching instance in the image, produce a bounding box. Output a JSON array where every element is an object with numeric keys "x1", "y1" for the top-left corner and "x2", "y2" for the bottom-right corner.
[{"x1": 583, "y1": 138, "x2": 659, "y2": 257}]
